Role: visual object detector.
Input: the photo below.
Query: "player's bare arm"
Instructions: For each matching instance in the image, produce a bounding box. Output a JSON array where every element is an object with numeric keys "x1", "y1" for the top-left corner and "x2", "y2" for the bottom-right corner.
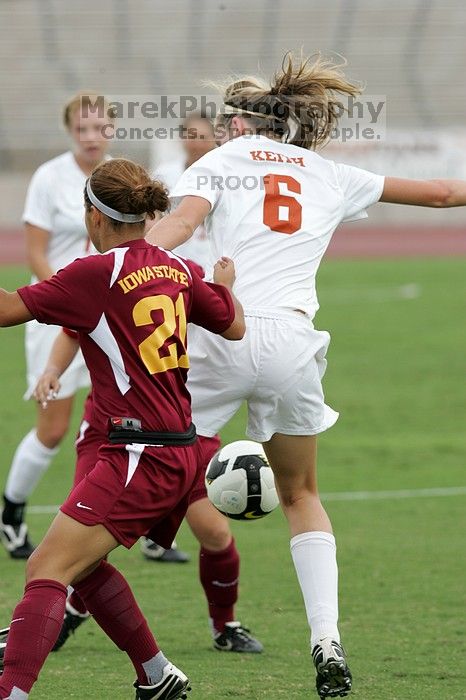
[
  {"x1": 25, "y1": 223, "x2": 55, "y2": 281},
  {"x1": 34, "y1": 331, "x2": 80, "y2": 408},
  {"x1": 381, "y1": 177, "x2": 466, "y2": 207},
  {"x1": 213, "y1": 257, "x2": 245, "y2": 340},
  {"x1": 145, "y1": 196, "x2": 210, "y2": 250},
  {"x1": 0, "y1": 290, "x2": 33, "y2": 327}
]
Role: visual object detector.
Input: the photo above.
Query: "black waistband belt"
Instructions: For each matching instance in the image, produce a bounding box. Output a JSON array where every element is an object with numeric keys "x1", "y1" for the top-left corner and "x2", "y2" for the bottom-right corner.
[{"x1": 108, "y1": 420, "x2": 197, "y2": 446}]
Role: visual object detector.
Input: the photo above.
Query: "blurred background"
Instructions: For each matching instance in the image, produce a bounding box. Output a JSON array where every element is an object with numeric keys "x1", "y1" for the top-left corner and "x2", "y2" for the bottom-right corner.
[{"x1": 0, "y1": 0, "x2": 466, "y2": 241}]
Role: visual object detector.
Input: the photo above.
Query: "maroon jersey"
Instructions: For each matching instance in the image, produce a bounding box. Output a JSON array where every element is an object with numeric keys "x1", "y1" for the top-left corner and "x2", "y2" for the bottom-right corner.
[{"x1": 18, "y1": 239, "x2": 234, "y2": 435}]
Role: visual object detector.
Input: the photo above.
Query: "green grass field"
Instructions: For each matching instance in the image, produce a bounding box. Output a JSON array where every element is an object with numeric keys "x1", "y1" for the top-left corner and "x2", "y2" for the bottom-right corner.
[{"x1": 0, "y1": 259, "x2": 465, "y2": 699}]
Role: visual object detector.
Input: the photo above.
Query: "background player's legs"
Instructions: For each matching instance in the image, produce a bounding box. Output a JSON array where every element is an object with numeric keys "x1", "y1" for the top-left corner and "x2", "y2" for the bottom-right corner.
[
  {"x1": 186, "y1": 499, "x2": 237, "y2": 629},
  {"x1": 140, "y1": 538, "x2": 190, "y2": 564},
  {"x1": 0, "y1": 513, "x2": 181, "y2": 698},
  {"x1": 1, "y1": 397, "x2": 75, "y2": 559},
  {"x1": 185, "y1": 435, "x2": 262, "y2": 653}
]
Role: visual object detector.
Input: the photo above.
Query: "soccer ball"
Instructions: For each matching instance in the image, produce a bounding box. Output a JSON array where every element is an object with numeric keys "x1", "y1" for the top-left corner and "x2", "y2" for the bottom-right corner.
[{"x1": 205, "y1": 440, "x2": 279, "y2": 520}]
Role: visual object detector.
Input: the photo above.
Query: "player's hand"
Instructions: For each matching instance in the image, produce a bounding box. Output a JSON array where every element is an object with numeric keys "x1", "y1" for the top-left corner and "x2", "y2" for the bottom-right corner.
[
  {"x1": 33, "y1": 369, "x2": 61, "y2": 409},
  {"x1": 214, "y1": 257, "x2": 236, "y2": 288}
]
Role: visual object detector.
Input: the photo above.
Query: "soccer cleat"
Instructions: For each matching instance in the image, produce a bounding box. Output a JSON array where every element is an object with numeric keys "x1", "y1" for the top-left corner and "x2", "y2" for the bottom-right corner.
[
  {"x1": 311, "y1": 638, "x2": 352, "y2": 698},
  {"x1": 134, "y1": 663, "x2": 191, "y2": 699},
  {"x1": 213, "y1": 621, "x2": 263, "y2": 653},
  {"x1": 0, "y1": 626, "x2": 8, "y2": 673},
  {"x1": 0, "y1": 522, "x2": 35, "y2": 559},
  {"x1": 51, "y1": 601, "x2": 90, "y2": 651},
  {"x1": 141, "y1": 538, "x2": 190, "y2": 564}
]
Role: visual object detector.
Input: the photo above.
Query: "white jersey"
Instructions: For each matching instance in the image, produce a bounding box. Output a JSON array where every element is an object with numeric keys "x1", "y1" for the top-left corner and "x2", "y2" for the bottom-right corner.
[
  {"x1": 22, "y1": 151, "x2": 90, "y2": 279},
  {"x1": 155, "y1": 156, "x2": 210, "y2": 270},
  {"x1": 171, "y1": 135, "x2": 384, "y2": 319}
]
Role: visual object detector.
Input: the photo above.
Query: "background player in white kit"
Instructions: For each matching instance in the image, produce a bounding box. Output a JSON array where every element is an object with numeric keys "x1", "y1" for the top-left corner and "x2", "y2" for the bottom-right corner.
[
  {"x1": 155, "y1": 110, "x2": 215, "y2": 270},
  {"x1": 147, "y1": 53, "x2": 466, "y2": 697},
  {"x1": 0, "y1": 93, "x2": 115, "y2": 559}
]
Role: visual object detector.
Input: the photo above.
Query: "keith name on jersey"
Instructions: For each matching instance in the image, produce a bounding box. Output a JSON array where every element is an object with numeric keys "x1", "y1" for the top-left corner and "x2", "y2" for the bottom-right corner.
[{"x1": 249, "y1": 150, "x2": 305, "y2": 167}]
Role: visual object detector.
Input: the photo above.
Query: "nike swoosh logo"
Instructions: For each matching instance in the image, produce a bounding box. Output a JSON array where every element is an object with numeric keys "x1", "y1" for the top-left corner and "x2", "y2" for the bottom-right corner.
[
  {"x1": 76, "y1": 502, "x2": 93, "y2": 510},
  {"x1": 244, "y1": 511, "x2": 263, "y2": 520}
]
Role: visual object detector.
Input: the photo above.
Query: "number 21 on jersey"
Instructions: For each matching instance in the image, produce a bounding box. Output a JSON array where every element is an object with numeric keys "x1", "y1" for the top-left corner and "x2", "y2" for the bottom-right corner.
[
  {"x1": 133, "y1": 292, "x2": 189, "y2": 374},
  {"x1": 263, "y1": 173, "x2": 302, "y2": 235}
]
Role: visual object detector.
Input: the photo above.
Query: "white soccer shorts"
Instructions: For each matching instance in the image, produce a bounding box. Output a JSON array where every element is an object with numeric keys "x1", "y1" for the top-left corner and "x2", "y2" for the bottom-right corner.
[
  {"x1": 24, "y1": 320, "x2": 90, "y2": 401},
  {"x1": 187, "y1": 310, "x2": 339, "y2": 443}
]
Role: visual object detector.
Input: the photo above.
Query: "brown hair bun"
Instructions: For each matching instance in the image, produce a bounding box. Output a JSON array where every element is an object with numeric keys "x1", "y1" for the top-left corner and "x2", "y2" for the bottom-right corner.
[{"x1": 84, "y1": 158, "x2": 170, "y2": 226}]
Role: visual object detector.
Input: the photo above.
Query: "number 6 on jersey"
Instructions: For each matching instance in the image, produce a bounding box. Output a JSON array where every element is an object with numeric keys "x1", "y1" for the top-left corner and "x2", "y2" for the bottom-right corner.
[{"x1": 263, "y1": 173, "x2": 302, "y2": 235}]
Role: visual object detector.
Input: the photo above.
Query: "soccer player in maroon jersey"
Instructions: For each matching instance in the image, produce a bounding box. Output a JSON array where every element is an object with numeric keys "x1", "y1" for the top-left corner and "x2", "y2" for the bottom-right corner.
[{"x1": 0, "y1": 158, "x2": 245, "y2": 700}]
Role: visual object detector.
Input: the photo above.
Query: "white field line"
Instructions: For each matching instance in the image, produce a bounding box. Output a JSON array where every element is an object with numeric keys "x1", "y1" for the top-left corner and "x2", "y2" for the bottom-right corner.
[
  {"x1": 321, "y1": 486, "x2": 466, "y2": 501},
  {"x1": 27, "y1": 485, "x2": 466, "y2": 515},
  {"x1": 321, "y1": 283, "x2": 422, "y2": 303}
]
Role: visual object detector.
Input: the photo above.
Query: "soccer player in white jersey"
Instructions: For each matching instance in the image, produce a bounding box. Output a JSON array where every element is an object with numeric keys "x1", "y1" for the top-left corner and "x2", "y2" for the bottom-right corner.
[
  {"x1": 0, "y1": 93, "x2": 115, "y2": 559},
  {"x1": 146, "y1": 53, "x2": 466, "y2": 698}
]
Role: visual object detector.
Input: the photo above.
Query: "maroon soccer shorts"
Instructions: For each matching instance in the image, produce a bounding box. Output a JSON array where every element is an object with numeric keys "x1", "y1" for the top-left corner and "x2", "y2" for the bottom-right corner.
[
  {"x1": 61, "y1": 442, "x2": 198, "y2": 549},
  {"x1": 188, "y1": 434, "x2": 221, "y2": 504},
  {"x1": 74, "y1": 421, "x2": 102, "y2": 487}
]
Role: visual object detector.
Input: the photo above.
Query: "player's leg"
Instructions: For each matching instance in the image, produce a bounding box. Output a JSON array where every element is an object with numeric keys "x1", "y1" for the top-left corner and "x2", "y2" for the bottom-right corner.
[
  {"x1": 263, "y1": 433, "x2": 351, "y2": 698},
  {"x1": 0, "y1": 449, "x2": 191, "y2": 699},
  {"x1": 51, "y1": 416, "x2": 99, "y2": 652},
  {"x1": 1, "y1": 397, "x2": 75, "y2": 559},
  {"x1": 249, "y1": 317, "x2": 350, "y2": 696},
  {"x1": 1, "y1": 512, "x2": 187, "y2": 699},
  {"x1": 184, "y1": 327, "x2": 262, "y2": 651},
  {"x1": 185, "y1": 435, "x2": 263, "y2": 653},
  {"x1": 0, "y1": 511, "x2": 118, "y2": 698}
]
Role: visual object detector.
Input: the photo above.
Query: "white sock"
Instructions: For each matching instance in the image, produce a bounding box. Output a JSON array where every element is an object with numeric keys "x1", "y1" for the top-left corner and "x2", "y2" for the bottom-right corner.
[
  {"x1": 142, "y1": 650, "x2": 169, "y2": 684},
  {"x1": 4, "y1": 430, "x2": 59, "y2": 504},
  {"x1": 290, "y1": 531, "x2": 340, "y2": 648},
  {"x1": 7, "y1": 688, "x2": 29, "y2": 699}
]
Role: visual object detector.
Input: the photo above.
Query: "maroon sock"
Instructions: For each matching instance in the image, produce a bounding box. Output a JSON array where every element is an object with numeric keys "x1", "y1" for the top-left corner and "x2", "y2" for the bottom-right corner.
[
  {"x1": 0, "y1": 578, "x2": 67, "y2": 697},
  {"x1": 74, "y1": 560, "x2": 159, "y2": 684},
  {"x1": 199, "y1": 538, "x2": 240, "y2": 635},
  {"x1": 67, "y1": 590, "x2": 88, "y2": 615}
]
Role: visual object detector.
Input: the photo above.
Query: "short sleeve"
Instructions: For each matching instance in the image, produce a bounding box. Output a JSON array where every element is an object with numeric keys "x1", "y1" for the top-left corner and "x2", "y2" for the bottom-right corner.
[
  {"x1": 185, "y1": 258, "x2": 205, "y2": 279},
  {"x1": 170, "y1": 149, "x2": 223, "y2": 210},
  {"x1": 22, "y1": 164, "x2": 54, "y2": 231},
  {"x1": 188, "y1": 274, "x2": 235, "y2": 334},
  {"x1": 334, "y1": 162, "x2": 385, "y2": 222},
  {"x1": 17, "y1": 255, "x2": 111, "y2": 333}
]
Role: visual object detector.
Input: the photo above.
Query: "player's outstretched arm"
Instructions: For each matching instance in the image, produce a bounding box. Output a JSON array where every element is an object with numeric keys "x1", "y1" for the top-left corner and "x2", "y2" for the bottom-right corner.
[
  {"x1": 145, "y1": 196, "x2": 211, "y2": 250},
  {"x1": 0, "y1": 290, "x2": 33, "y2": 327},
  {"x1": 33, "y1": 330, "x2": 80, "y2": 408},
  {"x1": 381, "y1": 177, "x2": 466, "y2": 207}
]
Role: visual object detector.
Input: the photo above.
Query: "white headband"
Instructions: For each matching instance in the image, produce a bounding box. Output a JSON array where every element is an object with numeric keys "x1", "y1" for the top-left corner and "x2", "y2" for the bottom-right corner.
[
  {"x1": 86, "y1": 179, "x2": 146, "y2": 223},
  {"x1": 222, "y1": 103, "x2": 300, "y2": 143}
]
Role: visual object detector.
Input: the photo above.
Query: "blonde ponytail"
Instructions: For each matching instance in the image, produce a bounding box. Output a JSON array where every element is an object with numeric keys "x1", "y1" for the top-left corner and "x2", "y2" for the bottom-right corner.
[{"x1": 213, "y1": 52, "x2": 362, "y2": 149}]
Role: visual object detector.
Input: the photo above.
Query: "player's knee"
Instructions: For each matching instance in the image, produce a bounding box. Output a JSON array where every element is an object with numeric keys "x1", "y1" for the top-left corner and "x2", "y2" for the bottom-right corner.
[
  {"x1": 200, "y1": 527, "x2": 232, "y2": 551},
  {"x1": 37, "y1": 421, "x2": 69, "y2": 448},
  {"x1": 279, "y1": 488, "x2": 319, "y2": 510},
  {"x1": 191, "y1": 516, "x2": 232, "y2": 550},
  {"x1": 25, "y1": 548, "x2": 45, "y2": 582}
]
